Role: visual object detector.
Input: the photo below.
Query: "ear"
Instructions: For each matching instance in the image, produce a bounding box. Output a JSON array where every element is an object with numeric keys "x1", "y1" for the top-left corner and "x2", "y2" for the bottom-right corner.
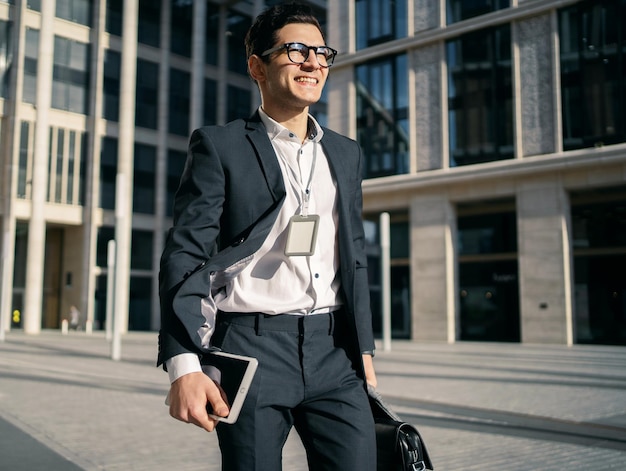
[{"x1": 248, "y1": 55, "x2": 266, "y2": 83}]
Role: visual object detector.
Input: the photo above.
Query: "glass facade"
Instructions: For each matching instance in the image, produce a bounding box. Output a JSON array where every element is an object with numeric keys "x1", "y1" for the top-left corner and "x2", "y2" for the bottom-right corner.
[
  {"x1": 447, "y1": 25, "x2": 514, "y2": 166},
  {"x1": 169, "y1": 67, "x2": 190, "y2": 136},
  {"x1": 356, "y1": 55, "x2": 409, "y2": 178},
  {"x1": 571, "y1": 187, "x2": 626, "y2": 345},
  {"x1": 103, "y1": 50, "x2": 120, "y2": 121},
  {"x1": 171, "y1": 1, "x2": 192, "y2": 58},
  {"x1": 457, "y1": 202, "x2": 520, "y2": 342},
  {"x1": 0, "y1": 19, "x2": 12, "y2": 98},
  {"x1": 227, "y1": 85, "x2": 251, "y2": 122},
  {"x1": 167, "y1": 149, "x2": 186, "y2": 218},
  {"x1": 100, "y1": 137, "x2": 117, "y2": 210},
  {"x1": 56, "y1": 0, "x2": 92, "y2": 26},
  {"x1": 52, "y1": 36, "x2": 90, "y2": 114},
  {"x1": 560, "y1": 0, "x2": 626, "y2": 150},
  {"x1": 447, "y1": 0, "x2": 509, "y2": 24},
  {"x1": 138, "y1": 0, "x2": 161, "y2": 48},
  {"x1": 205, "y1": 4, "x2": 219, "y2": 65},
  {"x1": 135, "y1": 59, "x2": 159, "y2": 129},
  {"x1": 355, "y1": 0, "x2": 407, "y2": 49},
  {"x1": 227, "y1": 12, "x2": 250, "y2": 74},
  {"x1": 17, "y1": 121, "x2": 31, "y2": 198},
  {"x1": 22, "y1": 28, "x2": 38, "y2": 105},
  {"x1": 363, "y1": 216, "x2": 411, "y2": 339},
  {"x1": 105, "y1": 0, "x2": 122, "y2": 36},
  {"x1": 203, "y1": 78, "x2": 217, "y2": 126},
  {"x1": 133, "y1": 143, "x2": 156, "y2": 214}
]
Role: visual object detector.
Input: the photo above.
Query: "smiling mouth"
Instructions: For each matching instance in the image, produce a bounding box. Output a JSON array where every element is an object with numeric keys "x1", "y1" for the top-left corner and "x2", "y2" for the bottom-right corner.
[{"x1": 295, "y1": 77, "x2": 318, "y2": 84}]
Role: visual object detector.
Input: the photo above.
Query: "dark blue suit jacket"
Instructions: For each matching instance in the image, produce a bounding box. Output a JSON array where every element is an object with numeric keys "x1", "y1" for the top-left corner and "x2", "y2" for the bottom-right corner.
[{"x1": 158, "y1": 112, "x2": 374, "y2": 377}]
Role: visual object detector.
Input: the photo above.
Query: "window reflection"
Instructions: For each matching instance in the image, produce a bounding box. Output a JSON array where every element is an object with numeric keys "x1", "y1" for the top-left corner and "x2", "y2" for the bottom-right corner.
[
  {"x1": 446, "y1": 0, "x2": 509, "y2": 24},
  {"x1": 356, "y1": 54, "x2": 409, "y2": 178},
  {"x1": 560, "y1": 0, "x2": 626, "y2": 150},
  {"x1": 447, "y1": 25, "x2": 513, "y2": 166},
  {"x1": 355, "y1": 0, "x2": 407, "y2": 49}
]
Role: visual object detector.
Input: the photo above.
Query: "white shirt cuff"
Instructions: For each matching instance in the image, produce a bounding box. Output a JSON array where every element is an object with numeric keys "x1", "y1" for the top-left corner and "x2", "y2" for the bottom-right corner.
[{"x1": 165, "y1": 353, "x2": 202, "y2": 384}]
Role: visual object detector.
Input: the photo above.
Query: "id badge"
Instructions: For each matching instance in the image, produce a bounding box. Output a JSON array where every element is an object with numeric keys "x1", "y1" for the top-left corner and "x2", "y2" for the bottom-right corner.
[{"x1": 285, "y1": 214, "x2": 320, "y2": 256}]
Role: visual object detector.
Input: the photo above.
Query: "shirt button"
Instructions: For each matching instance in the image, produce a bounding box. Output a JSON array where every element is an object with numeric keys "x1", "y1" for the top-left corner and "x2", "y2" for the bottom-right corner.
[
  {"x1": 315, "y1": 273, "x2": 320, "y2": 278},
  {"x1": 289, "y1": 133, "x2": 294, "y2": 138}
]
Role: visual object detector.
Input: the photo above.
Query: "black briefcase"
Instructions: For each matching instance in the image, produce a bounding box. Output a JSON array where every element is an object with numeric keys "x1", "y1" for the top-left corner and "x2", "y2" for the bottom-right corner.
[{"x1": 368, "y1": 387, "x2": 434, "y2": 471}]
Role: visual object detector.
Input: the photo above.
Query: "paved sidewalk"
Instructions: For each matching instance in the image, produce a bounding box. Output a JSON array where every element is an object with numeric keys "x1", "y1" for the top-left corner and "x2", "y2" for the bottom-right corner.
[{"x1": 1, "y1": 330, "x2": 625, "y2": 470}]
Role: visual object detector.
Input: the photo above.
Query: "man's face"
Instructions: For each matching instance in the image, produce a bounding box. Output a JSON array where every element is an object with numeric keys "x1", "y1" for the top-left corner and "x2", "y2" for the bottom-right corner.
[{"x1": 254, "y1": 23, "x2": 330, "y2": 114}]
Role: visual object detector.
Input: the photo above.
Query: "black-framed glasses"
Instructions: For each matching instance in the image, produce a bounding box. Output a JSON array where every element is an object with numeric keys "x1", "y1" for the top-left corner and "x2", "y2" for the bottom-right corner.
[{"x1": 261, "y1": 42, "x2": 337, "y2": 68}]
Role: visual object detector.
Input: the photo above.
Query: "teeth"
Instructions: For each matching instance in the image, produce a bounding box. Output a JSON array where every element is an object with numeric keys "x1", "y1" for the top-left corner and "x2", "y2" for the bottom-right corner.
[{"x1": 295, "y1": 77, "x2": 316, "y2": 84}]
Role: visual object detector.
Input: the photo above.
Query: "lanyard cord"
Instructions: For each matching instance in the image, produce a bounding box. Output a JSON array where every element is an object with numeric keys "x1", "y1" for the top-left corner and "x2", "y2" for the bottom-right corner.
[{"x1": 301, "y1": 141, "x2": 317, "y2": 217}]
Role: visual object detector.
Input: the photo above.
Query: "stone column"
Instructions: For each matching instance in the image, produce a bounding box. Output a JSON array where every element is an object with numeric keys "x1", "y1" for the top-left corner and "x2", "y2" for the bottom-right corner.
[
  {"x1": 114, "y1": 0, "x2": 139, "y2": 333},
  {"x1": 517, "y1": 178, "x2": 573, "y2": 344},
  {"x1": 23, "y1": 0, "x2": 56, "y2": 334},
  {"x1": 410, "y1": 193, "x2": 457, "y2": 342}
]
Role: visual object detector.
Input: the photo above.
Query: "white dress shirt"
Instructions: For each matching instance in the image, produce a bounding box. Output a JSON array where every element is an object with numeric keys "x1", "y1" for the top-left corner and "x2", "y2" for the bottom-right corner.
[{"x1": 167, "y1": 109, "x2": 341, "y2": 383}]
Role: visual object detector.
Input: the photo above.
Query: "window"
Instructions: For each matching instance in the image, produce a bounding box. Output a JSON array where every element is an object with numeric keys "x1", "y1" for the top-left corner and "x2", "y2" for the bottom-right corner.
[
  {"x1": 17, "y1": 121, "x2": 31, "y2": 199},
  {"x1": 447, "y1": 25, "x2": 513, "y2": 166},
  {"x1": 129, "y1": 276, "x2": 152, "y2": 331},
  {"x1": 227, "y1": 85, "x2": 251, "y2": 122},
  {"x1": 203, "y1": 78, "x2": 217, "y2": 126},
  {"x1": 56, "y1": 0, "x2": 92, "y2": 26},
  {"x1": 447, "y1": 0, "x2": 509, "y2": 24},
  {"x1": 169, "y1": 68, "x2": 190, "y2": 136},
  {"x1": 135, "y1": 59, "x2": 158, "y2": 129},
  {"x1": 0, "y1": 20, "x2": 13, "y2": 98},
  {"x1": 27, "y1": 0, "x2": 40, "y2": 10},
  {"x1": 171, "y1": 1, "x2": 192, "y2": 57},
  {"x1": 138, "y1": 0, "x2": 160, "y2": 47},
  {"x1": 131, "y1": 230, "x2": 153, "y2": 270},
  {"x1": 133, "y1": 143, "x2": 156, "y2": 214},
  {"x1": 571, "y1": 186, "x2": 626, "y2": 345},
  {"x1": 52, "y1": 36, "x2": 90, "y2": 114},
  {"x1": 102, "y1": 50, "x2": 120, "y2": 121},
  {"x1": 560, "y1": 0, "x2": 626, "y2": 150},
  {"x1": 356, "y1": 54, "x2": 409, "y2": 178},
  {"x1": 96, "y1": 226, "x2": 115, "y2": 267},
  {"x1": 205, "y1": 5, "x2": 219, "y2": 65},
  {"x1": 167, "y1": 149, "x2": 186, "y2": 217},
  {"x1": 310, "y1": 87, "x2": 328, "y2": 127},
  {"x1": 23, "y1": 28, "x2": 38, "y2": 105},
  {"x1": 457, "y1": 200, "x2": 520, "y2": 342},
  {"x1": 49, "y1": 127, "x2": 65, "y2": 203},
  {"x1": 105, "y1": 0, "x2": 122, "y2": 36},
  {"x1": 227, "y1": 12, "x2": 250, "y2": 74},
  {"x1": 100, "y1": 137, "x2": 117, "y2": 210},
  {"x1": 355, "y1": 0, "x2": 407, "y2": 49}
]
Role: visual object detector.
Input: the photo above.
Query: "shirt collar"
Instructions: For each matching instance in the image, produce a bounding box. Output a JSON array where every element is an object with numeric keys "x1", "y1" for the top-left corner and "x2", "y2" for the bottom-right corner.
[{"x1": 258, "y1": 107, "x2": 324, "y2": 144}]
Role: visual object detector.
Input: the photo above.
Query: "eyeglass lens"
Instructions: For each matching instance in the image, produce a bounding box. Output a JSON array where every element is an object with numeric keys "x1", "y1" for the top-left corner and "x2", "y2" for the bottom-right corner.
[{"x1": 287, "y1": 43, "x2": 334, "y2": 67}]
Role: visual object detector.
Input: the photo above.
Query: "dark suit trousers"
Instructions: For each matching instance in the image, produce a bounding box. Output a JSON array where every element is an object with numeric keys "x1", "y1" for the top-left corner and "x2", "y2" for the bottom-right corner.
[{"x1": 212, "y1": 311, "x2": 376, "y2": 471}]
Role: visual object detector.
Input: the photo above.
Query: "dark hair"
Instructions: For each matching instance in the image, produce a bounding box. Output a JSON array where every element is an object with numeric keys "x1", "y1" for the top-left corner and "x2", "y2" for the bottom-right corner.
[{"x1": 245, "y1": 2, "x2": 325, "y2": 62}]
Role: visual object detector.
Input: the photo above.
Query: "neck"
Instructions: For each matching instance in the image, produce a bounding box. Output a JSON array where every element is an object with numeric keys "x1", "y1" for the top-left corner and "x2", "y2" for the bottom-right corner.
[{"x1": 261, "y1": 105, "x2": 310, "y2": 143}]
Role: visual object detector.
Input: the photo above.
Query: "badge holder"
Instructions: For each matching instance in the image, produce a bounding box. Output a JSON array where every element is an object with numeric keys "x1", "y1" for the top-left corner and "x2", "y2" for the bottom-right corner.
[{"x1": 284, "y1": 214, "x2": 320, "y2": 256}]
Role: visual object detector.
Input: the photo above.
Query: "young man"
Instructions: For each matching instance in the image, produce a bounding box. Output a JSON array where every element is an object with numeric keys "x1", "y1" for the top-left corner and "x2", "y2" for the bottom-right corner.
[{"x1": 158, "y1": 3, "x2": 377, "y2": 469}]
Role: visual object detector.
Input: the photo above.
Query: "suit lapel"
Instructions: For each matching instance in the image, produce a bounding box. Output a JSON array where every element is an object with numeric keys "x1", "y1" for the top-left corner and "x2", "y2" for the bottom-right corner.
[{"x1": 245, "y1": 114, "x2": 284, "y2": 202}]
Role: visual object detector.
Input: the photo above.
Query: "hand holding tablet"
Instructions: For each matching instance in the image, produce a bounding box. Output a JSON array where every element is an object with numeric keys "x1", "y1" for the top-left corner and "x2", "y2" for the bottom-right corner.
[{"x1": 200, "y1": 351, "x2": 258, "y2": 424}]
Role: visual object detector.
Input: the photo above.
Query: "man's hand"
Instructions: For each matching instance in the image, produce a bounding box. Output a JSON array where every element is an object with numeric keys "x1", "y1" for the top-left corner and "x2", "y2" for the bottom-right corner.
[
  {"x1": 168, "y1": 371, "x2": 230, "y2": 432},
  {"x1": 362, "y1": 353, "x2": 377, "y2": 388}
]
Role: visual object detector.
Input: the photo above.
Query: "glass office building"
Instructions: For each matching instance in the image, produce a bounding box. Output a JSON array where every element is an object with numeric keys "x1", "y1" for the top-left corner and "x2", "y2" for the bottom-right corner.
[
  {"x1": 328, "y1": 0, "x2": 626, "y2": 345},
  {"x1": 1, "y1": 0, "x2": 625, "y2": 347}
]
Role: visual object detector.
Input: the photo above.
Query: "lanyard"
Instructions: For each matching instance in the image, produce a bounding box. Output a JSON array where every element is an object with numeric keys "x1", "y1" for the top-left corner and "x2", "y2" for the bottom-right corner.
[{"x1": 301, "y1": 141, "x2": 317, "y2": 217}]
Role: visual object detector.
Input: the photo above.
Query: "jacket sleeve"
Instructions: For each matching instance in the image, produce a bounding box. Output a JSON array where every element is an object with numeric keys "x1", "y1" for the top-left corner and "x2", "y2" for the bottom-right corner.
[
  {"x1": 351, "y1": 143, "x2": 376, "y2": 355},
  {"x1": 158, "y1": 127, "x2": 225, "y2": 366}
]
